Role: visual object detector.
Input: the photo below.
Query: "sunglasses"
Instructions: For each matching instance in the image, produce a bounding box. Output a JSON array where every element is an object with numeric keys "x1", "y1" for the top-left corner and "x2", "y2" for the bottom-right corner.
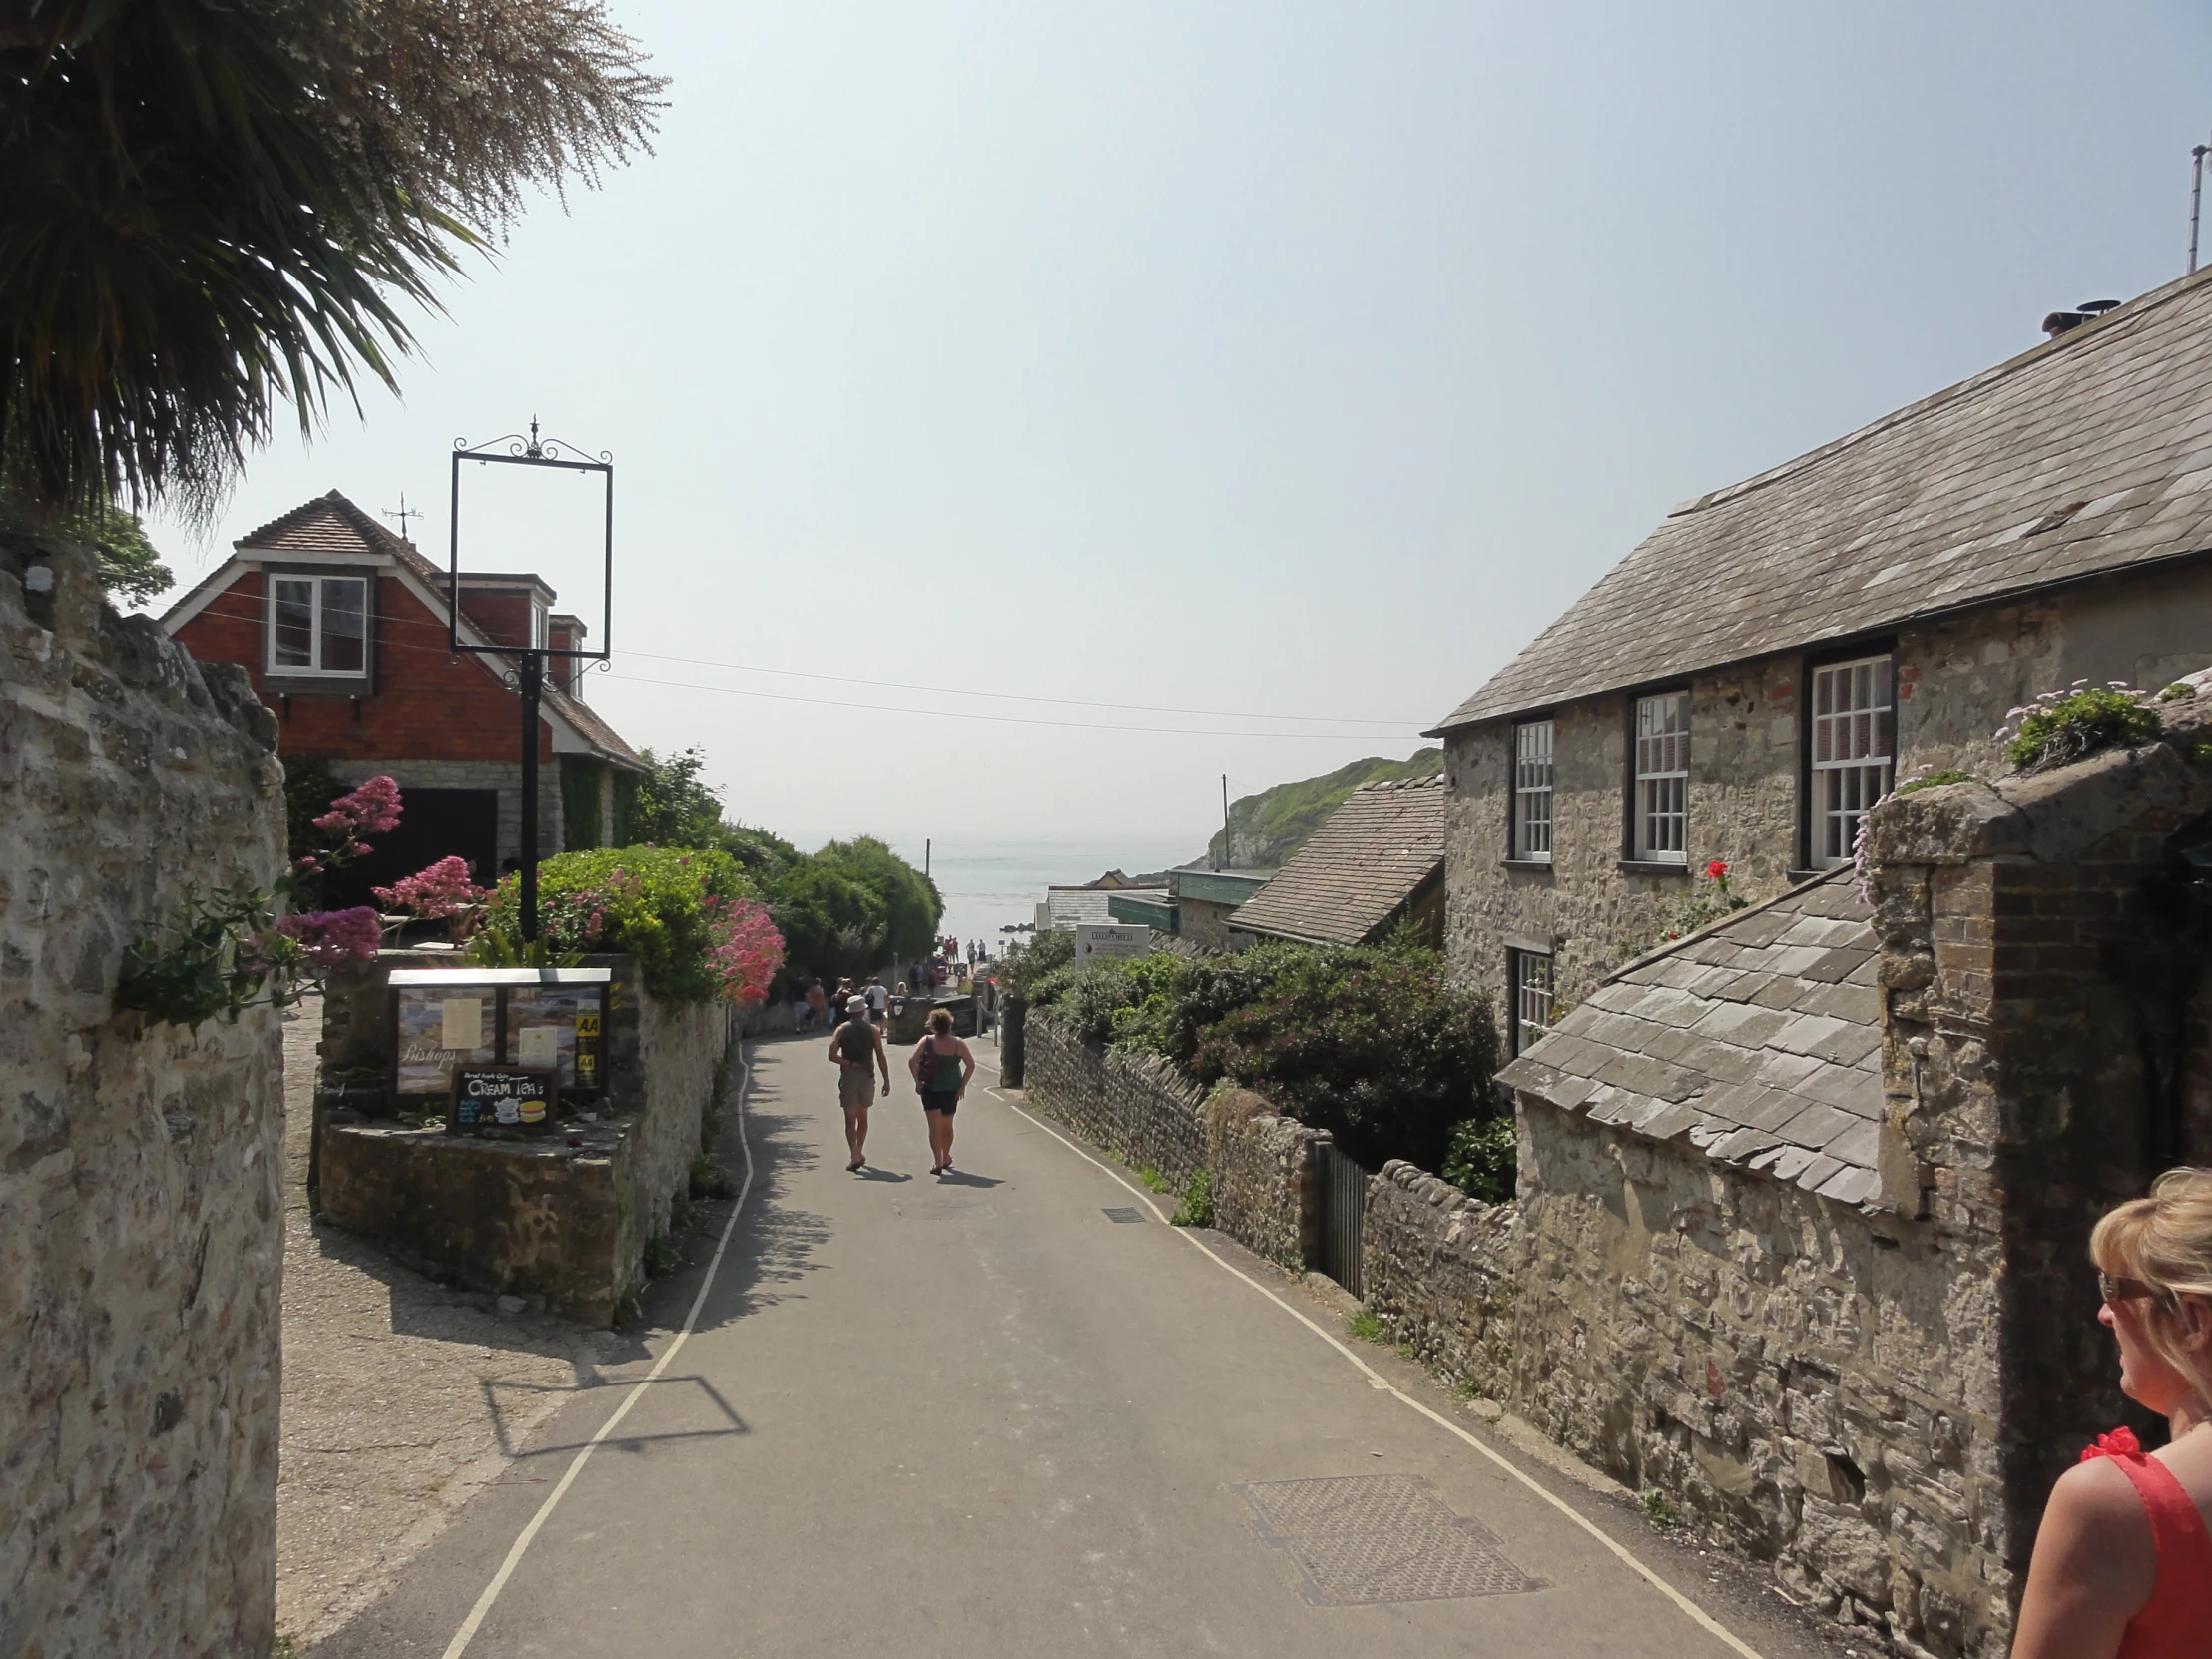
[{"x1": 2099, "y1": 1271, "x2": 2170, "y2": 1308}]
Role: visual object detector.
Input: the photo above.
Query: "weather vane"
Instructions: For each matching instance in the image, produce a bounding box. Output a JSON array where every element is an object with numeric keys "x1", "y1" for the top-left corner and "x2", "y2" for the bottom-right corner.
[{"x1": 382, "y1": 492, "x2": 423, "y2": 542}]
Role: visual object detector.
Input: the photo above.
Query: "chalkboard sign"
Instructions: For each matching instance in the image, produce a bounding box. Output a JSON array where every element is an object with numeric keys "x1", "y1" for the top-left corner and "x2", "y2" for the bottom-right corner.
[{"x1": 450, "y1": 1067, "x2": 558, "y2": 1134}]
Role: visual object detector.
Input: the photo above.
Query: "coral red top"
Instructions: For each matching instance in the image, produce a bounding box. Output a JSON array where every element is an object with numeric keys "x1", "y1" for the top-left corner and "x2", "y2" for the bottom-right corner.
[{"x1": 2079, "y1": 1428, "x2": 2212, "y2": 1659}]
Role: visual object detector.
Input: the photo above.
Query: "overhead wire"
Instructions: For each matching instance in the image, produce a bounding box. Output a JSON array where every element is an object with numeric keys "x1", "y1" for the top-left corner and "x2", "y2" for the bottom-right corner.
[{"x1": 178, "y1": 595, "x2": 1427, "y2": 740}]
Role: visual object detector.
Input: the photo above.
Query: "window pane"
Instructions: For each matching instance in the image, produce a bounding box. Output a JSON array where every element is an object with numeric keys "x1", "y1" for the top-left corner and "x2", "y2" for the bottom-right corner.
[
  {"x1": 320, "y1": 579, "x2": 366, "y2": 672},
  {"x1": 1514, "y1": 951, "x2": 1554, "y2": 1054},
  {"x1": 1809, "y1": 656, "x2": 1897, "y2": 867},
  {"x1": 272, "y1": 579, "x2": 313, "y2": 667},
  {"x1": 1513, "y1": 721, "x2": 1554, "y2": 859}
]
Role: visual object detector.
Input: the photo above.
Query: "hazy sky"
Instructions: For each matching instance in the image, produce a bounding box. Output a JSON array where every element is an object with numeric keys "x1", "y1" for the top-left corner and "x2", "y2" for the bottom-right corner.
[{"x1": 145, "y1": 0, "x2": 2212, "y2": 855}]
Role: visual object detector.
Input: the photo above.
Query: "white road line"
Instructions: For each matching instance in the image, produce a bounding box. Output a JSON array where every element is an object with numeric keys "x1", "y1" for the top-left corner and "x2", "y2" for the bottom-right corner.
[
  {"x1": 438, "y1": 1040, "x2": 760, "y2": 1659},
  {"x1": 982, "y1": 1076, "x2": 1769, "y2": 1659}
]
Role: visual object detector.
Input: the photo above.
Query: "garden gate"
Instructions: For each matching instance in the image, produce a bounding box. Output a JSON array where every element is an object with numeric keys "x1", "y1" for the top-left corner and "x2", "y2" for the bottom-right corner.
[{"x1": 1314, "y1": 1142, "x2": 1371, "y2": 1296}]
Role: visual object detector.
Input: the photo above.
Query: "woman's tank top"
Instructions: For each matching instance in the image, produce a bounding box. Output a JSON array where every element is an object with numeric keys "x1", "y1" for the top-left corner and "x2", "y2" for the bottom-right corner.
[{"x1": 2079, "y1": 1427, "x2": 2212, "y2": 1658}]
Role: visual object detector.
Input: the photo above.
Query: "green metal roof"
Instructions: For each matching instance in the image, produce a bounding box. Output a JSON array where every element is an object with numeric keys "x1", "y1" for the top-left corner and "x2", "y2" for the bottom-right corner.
[{"x1": 1107, "y1": 892, "x2": 1177, "y2": 932}]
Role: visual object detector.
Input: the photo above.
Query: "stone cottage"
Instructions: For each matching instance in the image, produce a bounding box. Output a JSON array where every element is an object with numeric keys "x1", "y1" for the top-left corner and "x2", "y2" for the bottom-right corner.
[
  {"x1": 160, "y1": 490, "x2": 645, "y2": 902},
  {"x1": 1230, "y1": 774, "x2": 1449, "y2": 948},
  {"x1": 1426, "y1": 268, "x2": 2212, "y2": 1042},
  {"x1": 1363, "y1": 677, "x2": 2212, "y2": 1658}
]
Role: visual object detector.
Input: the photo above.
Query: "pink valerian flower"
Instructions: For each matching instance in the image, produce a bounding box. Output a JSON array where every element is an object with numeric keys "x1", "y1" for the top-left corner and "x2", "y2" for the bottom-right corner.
[
  {"x1": 311, "y1": 775, "x2": 403, "y2": 838},
  {"x1": 276, "y1": 907, "x2": 383, "y2": 966},
  {"x1": 704, "y1": 895, "x2": 785, "y2": 1005},
  {"x1": 373, "y1": 856, "x2": 486, "y2": 920}
]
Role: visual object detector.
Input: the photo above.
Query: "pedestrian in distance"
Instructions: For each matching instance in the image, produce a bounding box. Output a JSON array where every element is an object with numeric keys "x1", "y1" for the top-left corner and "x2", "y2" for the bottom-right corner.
[
  {"x1": 909, "y1": 1007, "x2": 974, "y2": 1176},
  {"x1": 864, "y1": 978, "x2": 888, "y2": 1025},
  {"x1": 805, "y1": 979, "x2": 828, "y2": 1032},
  {"x1": 827, "y1": 996, "x2": 891, "y2": 1172},
  {"x1": 2012, "y1": 1167, "x2": 2212, "y2": 1659}
]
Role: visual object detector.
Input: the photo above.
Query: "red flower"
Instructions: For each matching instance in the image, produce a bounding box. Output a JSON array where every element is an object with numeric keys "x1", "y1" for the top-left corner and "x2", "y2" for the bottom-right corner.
[
  {"x1": 1706, "y1": 860, "x2": 1728, "y2": 880},
  {"x1": 2080, "y1": 1427, "x2": 2143, "y2": 1463}
]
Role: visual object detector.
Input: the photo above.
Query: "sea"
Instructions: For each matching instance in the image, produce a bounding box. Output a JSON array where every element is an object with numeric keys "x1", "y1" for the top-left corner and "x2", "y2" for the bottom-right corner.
[{"x1": 886, "y1": 833, "x2": 1205, "y2": 954}]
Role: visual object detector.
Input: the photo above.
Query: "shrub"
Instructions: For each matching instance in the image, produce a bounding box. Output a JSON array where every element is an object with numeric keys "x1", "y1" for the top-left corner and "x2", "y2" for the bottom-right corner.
[
  {"x1": 1441, "y1": 1115, "x2": 1517, "y2": 1203},
  {"x1": 1999, "y1": 685, "x2": 2161, "y2": 773},
  {"x1": 1000, "y1": 929, "x2": 1074, "y2": 1000},
  {"x1": 478, "y1": 845, "x2": 766, "y2": 1003},
  {"x1": 1894, "y1": 768, "x2": 1974, "y2": 797},
  {"x1": 1172, "y1": 1168, "x2": 1215, "y2": 1227},
  {"x1": 1188, "y1": 951, "x2": 1499, "y2": 1175}
]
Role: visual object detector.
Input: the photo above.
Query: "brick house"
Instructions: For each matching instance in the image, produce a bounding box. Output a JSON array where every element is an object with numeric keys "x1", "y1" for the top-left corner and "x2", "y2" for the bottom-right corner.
[
  {"x1": 1429, "y1": 269, "x2": 2212, "y2": 1048},
  {"x1": 162, "y1": 490, "x2": 645, "y2": 901}
]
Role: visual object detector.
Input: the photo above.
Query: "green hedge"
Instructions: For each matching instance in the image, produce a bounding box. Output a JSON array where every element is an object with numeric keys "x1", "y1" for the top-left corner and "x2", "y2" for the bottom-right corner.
[
  {"x1": 480, "y1": 845, "x2": 755, "y2": 1002},
  {"x1": 1028, "y1": 939, "x2": 1501, "y2": 1181}
]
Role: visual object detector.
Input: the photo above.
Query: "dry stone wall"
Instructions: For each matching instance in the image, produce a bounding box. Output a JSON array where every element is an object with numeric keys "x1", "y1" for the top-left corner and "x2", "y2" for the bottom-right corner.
[
  {"x1": 1020, "y1": 1011, "x2": 1205, "y2": 1190},
  {"x1": 1202, "y1": 1086, "x2": 1326, "y2": 1271},
  {"x1": 1359, "y1": 1160, "x2": 1520, "y2": 1398},
  {"x1": 1, "y1": 537, "x2": 286, "y2": 1658}
]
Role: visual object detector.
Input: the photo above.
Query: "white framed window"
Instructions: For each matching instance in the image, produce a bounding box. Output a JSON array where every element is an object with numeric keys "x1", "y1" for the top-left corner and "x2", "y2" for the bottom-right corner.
[
  {"x1": 1511, "y1": 949, "x2": 1555, "y2": 1055},
  {"x1": 268, "y1": 574, "x2": 369, "y2": 676},
  {"x1": 1512, "y1": 720, "x2": 1554, "y2": 860},
  {"x1": 1633, "y1": 691, "x2": 1690, "y2": 862},
  {"x1": 1811, "y1": 654, "x2": 1895, "y2": 868}
]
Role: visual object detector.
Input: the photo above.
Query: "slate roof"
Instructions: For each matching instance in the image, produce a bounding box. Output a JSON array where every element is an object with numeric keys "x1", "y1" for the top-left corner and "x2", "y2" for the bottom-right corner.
[
  {"x1": 1044, "y1": 886, "x2": 1149, "y2": 928},
  {"x1": 1495, "y1": 870, "x2": 1885, "y2": 1209},
  {"x1": 209, "y1": 491, "x2": 644, "y2": 769},
  {"x1": 1433, "y1": 267, "x2": 2212, "y2": 732},
  {"x1": 1229, "y1": 775, "x2": 1447, "y2": 946}
]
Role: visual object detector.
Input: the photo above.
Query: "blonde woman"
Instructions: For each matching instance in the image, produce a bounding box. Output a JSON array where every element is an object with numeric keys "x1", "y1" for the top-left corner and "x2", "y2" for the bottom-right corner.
[
  {"x1": 908, "y1": 1007, "x2": 974, "y2": 1176},
  {"x1": 2013, "y1": 1168, "x2": 2212, "y2": 1658}
]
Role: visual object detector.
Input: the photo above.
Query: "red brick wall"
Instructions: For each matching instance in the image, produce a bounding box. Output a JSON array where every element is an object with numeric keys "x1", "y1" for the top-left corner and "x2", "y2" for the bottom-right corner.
[
  {"x1": 171, "y1": 572, "x2": 551, "y2": 762},
  {"x1": 459, "y1": 589, "x2": 535, "y2": 649}
]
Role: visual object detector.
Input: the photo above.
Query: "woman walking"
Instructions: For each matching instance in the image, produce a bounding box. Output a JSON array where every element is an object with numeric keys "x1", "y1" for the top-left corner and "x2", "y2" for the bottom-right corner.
[
  {"x1": 2012, "y1": 1167, "x2": 2212, "y2": 1658},
  {"x1": 909, "y1": 1007, "x2": 974, "y2": 1176}
]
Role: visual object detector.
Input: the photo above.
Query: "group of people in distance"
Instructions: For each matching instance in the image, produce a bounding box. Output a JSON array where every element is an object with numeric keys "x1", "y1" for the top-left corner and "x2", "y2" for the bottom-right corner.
[
  {"x1": 823, "y1": 994, "x2": 973, "y2": 1178},
  {"x1": 794, "y1": 974, "x2": 887, "y2": 1033}
]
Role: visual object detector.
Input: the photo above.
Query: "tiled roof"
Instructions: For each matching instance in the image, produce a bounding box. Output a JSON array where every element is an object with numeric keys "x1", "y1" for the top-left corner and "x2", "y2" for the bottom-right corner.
[
  {"x1": 1495, "y1": 870, "x2": 1884, "y2": 1209},
  {"x1": 1045, "y1": 887, "x2": 1129, "y2": 928},
  {"x1": 1229, "y1": 775, "x2": 1447, "y2": 946},
  {"x1": 1433, "y1": 268, "x2": 2212, "y2": 732},
  {"x1": 230, "y1": 492, "x2": 643, "y2": 769}
]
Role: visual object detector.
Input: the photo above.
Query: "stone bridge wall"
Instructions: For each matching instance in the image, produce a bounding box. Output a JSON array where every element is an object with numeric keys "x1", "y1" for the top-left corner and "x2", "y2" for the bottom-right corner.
[
  {"x1": 1019, "y1": 1010, "x2": 1206, "y2": 1191},
  {"x1": 1, "y1": 536, "x2": 286, "y2": 1658}
]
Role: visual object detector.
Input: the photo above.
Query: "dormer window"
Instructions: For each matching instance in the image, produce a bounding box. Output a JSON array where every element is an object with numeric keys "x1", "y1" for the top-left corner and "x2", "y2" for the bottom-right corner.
[{"x1": 268, "y1": 574, "x2": 368, "y2": 677}]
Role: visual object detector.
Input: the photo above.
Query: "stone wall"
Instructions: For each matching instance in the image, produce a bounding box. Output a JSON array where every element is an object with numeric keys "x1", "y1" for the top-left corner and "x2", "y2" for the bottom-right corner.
[
  {"x1": 1, "y1": 536, "x2": 287, "y2": 1657},
  {"x1": 1866, "y1": 696, "x2": 2212, "y2": 1587},
  {"x1": 1507, "y1": 1105, "x2": 2004, "y2": 1656},
  {"x1": 1020, "y1": 1010, "x2": 1206, "y2": 1190},
  {"x1": 1202, "y1": 1086, "x2": 1327, "y2": 1272},
  {"x1": 314, "y1": 950, "x2": 730, "y2": 1323},
  {"x1": 1442, "y1": 575, "x2": 2212, "y2": 1015},
  {"x1": 1359, "y1": 1160, "x2": 1520, "y2": 1398}
]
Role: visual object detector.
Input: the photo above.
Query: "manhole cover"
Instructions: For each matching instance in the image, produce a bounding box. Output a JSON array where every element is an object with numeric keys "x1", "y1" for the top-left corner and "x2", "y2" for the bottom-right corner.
[
  {"x1": 1102, "y1": 1207, "x2": 1145, "y2": 1224},
  {"x1": 1235, "y1": 1474, "x2": 1545, "y2": 1606}
]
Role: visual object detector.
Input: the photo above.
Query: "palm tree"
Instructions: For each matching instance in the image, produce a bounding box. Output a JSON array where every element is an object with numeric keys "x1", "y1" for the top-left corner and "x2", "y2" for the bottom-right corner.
[{"x1": 0, "y1": 0, "x2": 663, "y2": 525}]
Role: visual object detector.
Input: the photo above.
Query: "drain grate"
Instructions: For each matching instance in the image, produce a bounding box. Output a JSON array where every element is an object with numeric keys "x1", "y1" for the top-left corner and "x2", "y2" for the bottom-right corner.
[
  {"x1": 1102, "y1": 1207, "x2": 1145, "y2": 1224},
  {"x1": 1235, "y1": 1474, "x2": 1545, "y2": 1606}
]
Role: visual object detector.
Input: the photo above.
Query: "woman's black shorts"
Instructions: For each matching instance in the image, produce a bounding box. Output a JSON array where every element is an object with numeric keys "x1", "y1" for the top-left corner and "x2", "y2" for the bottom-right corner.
[{"x1": 921, "y1": 1091, "x2": 959, "y2": 1116}]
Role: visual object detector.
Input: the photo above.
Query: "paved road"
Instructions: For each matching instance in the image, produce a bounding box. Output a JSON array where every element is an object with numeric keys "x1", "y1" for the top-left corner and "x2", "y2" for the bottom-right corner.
[{"x1": 317, "y1": 1034, "x2": 1814, "y2": 1659}]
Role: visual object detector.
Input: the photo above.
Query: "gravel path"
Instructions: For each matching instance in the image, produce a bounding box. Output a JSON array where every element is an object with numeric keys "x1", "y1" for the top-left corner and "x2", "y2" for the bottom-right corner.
[{"x1": 276, "y1": 997, "x2": 630, "y2": 1651}]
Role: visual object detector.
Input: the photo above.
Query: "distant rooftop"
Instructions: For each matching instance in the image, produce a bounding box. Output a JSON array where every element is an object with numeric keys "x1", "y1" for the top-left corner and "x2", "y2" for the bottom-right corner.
[{"x1": 1230, "y1": 775, "x2": 1446, "y2": 946}]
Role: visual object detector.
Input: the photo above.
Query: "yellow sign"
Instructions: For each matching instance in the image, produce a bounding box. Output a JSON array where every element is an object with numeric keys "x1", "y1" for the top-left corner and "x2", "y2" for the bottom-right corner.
[{"x1": 575, "y1": 1014, "x2": 601, "y2": 1037}]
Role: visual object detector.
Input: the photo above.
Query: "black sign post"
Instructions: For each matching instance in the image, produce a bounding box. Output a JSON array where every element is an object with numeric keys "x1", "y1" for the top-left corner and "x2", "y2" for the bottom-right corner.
[{"x1": 447, "y1": 420, "x2": 614, "y2": 943}]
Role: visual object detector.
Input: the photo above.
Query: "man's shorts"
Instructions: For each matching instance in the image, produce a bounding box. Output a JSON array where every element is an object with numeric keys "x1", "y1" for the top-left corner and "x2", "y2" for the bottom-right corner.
[{"x1": 838, "y1": 1069, "x2": 876, "y2": 1110}]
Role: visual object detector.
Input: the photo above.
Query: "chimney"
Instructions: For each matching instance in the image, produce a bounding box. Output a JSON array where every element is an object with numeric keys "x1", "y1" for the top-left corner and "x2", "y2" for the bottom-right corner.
[{"x1": 2041, "y1": 297, "x2": 2122, "y2": 339}]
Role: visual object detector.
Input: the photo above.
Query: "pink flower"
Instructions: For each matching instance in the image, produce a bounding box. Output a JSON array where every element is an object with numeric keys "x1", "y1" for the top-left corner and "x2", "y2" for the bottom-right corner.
[
  {"x1": 293, "y1": 855, "x2": 321, "y2": 873},
  {"x1": 372, "y1": 856, "x2": 485, "y2": 920},
  {"x1": 311, "y1": 775, "x2": 403, "y2": 838},
  {"x1": 276, "y1": 907, "x2": 383, "y2": 966}
]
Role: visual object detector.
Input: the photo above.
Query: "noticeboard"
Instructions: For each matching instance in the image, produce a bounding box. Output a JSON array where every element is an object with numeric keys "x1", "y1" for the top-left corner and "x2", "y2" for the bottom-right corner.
[
  {"x1": 450, "y1": 1067, "x2": 557, "y2": 1133},
  {"x1": 387, "y1": 968, "x2": 612, "y2": 1112},
  {"x1": 1074, "y1": 923, "x2": 1151, "y2": 962}
]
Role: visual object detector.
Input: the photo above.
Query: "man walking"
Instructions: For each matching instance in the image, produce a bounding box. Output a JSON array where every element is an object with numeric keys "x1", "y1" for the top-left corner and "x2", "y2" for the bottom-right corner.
[
  {"x1": 864, "y1": 978, "x2": 889, "y2": 1025},
  {"x1": 827, "y1": 996, "x2": 890, "y2": 1172}
]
